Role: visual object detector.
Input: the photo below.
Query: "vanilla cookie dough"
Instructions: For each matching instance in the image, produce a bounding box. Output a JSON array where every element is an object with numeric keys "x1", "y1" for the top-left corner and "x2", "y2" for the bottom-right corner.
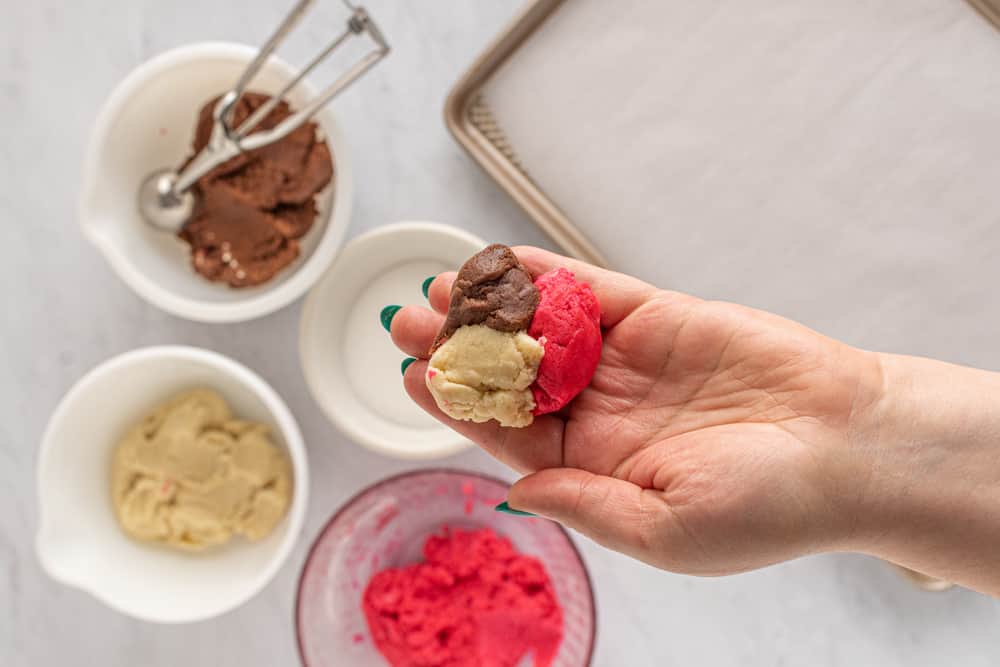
[
  {"x1": 427, "y1": 244, "x2": 602, "y2": 427},
  {"x1": 111, "y1": 389, "x2": 292, "y2": 551},
  {"x1": 426, "y1": 324, "x2": 544, "y2": 427}
]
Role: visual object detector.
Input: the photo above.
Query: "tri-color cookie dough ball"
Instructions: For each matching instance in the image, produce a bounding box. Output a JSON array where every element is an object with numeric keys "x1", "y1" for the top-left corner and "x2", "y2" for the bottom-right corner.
[{"x1": 426, "y1": 244, "x2": 602, "y2": 427}]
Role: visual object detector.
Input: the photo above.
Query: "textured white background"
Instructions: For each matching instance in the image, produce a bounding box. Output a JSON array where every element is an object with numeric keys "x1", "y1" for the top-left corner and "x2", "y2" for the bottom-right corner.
[{"x1": 2, "y1": 1, "x2": 999, "y2": 665}]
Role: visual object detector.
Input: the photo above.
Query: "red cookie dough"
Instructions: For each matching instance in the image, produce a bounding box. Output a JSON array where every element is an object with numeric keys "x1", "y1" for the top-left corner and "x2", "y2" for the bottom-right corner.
[
  {"x1": 528, "y1": 269, "x2": 602, "y2": 415},
  {"x1": 362, "y1": 528, "x2": 564, "y2": 667}
]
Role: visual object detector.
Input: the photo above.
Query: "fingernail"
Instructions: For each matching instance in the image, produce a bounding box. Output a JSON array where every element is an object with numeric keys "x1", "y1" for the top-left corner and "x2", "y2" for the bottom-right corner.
[
  {"x1": 494, "y1": 501, "x2": 535, "y2": 517},
  {"x1": 421, "y1": 276, "x2": 436, "y2": 298},
  {"x1": 380, "y1": 305, "x2": 401, "y2": 332},
  {"x1": 401, "y1": 357, "x2": 416, "y2": 375}
]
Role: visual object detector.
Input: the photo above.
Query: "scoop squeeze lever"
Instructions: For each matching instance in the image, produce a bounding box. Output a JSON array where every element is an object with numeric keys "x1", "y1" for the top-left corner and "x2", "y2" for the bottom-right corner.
[{"x1": 138, "y1": 0, "x2": 388, "y2": 232}]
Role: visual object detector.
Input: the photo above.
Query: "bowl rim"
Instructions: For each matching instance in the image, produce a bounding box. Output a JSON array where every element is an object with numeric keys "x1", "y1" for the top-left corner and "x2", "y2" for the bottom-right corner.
[
  {"x1": 35, "y1": 344, "x2": 310, "y2": 623},
  {"x1": 298, "y1": 221, "x2": 484, "y2": 460},
  {"x1": 78, "y1": 41, "x2": 353, "y2": 323},
  {"x1": 293, "y1": 467, "x2": 597, "y2": 666}
]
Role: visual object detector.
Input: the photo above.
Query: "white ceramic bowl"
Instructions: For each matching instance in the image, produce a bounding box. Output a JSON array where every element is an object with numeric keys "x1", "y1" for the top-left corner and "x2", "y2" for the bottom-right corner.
[
  {"x1": 36, "y1": 346, "x2": 309, "y2": 623},
  {"x1": 300, "y1": 222, "x2": 484, "y2": 459},
  {"x1": 79, "y1": 42, "x2": 352, "y2": 323}
]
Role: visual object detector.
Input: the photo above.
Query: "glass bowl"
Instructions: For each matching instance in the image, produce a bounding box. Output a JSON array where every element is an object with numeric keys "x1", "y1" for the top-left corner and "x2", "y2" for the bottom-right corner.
[{"x1": 296, "y1": 469, "x2": 596, "y2": 666}]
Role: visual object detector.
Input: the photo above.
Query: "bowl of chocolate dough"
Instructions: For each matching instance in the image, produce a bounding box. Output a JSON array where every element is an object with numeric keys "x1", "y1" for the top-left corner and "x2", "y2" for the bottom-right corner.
[{"x1": 79, "y1": 42, "x2": 352, "y2": 322}]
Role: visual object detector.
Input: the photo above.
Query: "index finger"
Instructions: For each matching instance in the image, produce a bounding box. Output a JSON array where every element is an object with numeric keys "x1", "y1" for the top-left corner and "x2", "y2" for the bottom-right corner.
[{"x1": 425, "y1": 271, "x2": 455, "y2": 315}]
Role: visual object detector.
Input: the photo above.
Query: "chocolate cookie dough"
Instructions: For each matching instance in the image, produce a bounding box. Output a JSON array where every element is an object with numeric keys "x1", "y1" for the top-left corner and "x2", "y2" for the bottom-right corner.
[
  {"x1": 425, "y1": 244, "x2": 603, "y2": 427},
  {"x1": 431, "y1": 244, "x2": 539, "y2": 352},
  {"x1": 111, "y1": 389, "x2": 293, "y2": 551},
  {"x1": 178, "y1": 92, "x2": 334, "y2": 288}
]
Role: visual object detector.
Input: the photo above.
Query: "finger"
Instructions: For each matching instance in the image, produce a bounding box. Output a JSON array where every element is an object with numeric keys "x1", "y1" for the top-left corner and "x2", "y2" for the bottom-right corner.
[
  {"x1": 512, "y1": 246, "x2": 661, "y2": 328},
  {"x1": 508, "y1": 468, "x2": 694, "y2": 569},
  {"x1": 389, "y1": 306, "x2": 443, "y2": 359},
  {"x1": 402, "y1": 360, "x2": 565, "y2": 473},
  {"x1": 426, "y1": 272, "x2": 456, "y2": 315}
]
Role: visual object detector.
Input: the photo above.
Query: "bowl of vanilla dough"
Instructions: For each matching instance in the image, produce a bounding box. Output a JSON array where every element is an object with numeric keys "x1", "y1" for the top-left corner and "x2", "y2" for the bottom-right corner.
[{"x1": 36, "y1": 346, "x2": 308, "y2": 623}]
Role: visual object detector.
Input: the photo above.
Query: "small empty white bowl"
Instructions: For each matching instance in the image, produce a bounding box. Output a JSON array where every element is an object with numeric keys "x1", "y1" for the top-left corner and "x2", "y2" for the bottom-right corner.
[
  {"x1": 79, "y1": 42, "x2": 352, "y2": 323},
  {"x1": 299, "y1": 221, "x2": 484, "y2": 459},
  {"x1": 36, "y1": 346, "x2": 309, "y2": 623}
]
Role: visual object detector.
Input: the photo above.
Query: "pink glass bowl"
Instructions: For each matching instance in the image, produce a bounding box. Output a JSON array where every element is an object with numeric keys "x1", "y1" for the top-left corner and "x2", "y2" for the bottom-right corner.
[{"x1": 296, "y1": 469, "x2": 597, "y2": 666}]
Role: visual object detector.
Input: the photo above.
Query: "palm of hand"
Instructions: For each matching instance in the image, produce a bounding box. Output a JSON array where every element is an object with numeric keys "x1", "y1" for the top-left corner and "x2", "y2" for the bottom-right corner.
[{"x1": 561, "y1": 293, "x2": 870, "y2": 572}]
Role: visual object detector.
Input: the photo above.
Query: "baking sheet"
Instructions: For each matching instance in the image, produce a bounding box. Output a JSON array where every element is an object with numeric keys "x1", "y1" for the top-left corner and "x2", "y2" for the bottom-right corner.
[{"x1": 478, "y1": 0, "x2": 1000, "y2": 365}]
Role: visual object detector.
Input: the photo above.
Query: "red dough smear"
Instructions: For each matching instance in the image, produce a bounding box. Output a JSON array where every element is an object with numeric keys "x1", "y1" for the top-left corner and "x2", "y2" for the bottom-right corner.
[
  {"x1": 529, "y1": 268, "x2": 602, "y2": 415},
  {"x1": 362, "y1": 528, "x2": 564, "y2": 667}
]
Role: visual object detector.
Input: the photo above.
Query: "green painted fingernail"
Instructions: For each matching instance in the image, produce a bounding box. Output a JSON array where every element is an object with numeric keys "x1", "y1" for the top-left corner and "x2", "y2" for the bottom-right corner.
[
  {"x1": 421, "y1": 276, "x2": 435, "y2": 298},
  {"x1": 494, "y1": 501, "x2": 535, "y2": 517},
  {"x1": 401, "y1": 357, "x2": 416, "y2": 375},
  {"x1": 380, "y1": 305, "x2": 401, "y2": 332}
]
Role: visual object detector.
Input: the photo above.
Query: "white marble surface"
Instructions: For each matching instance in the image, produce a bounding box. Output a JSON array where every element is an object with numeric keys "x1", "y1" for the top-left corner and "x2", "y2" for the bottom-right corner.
[{"x1": 2, "y1": 1, "x2": 999, "y2": 665}]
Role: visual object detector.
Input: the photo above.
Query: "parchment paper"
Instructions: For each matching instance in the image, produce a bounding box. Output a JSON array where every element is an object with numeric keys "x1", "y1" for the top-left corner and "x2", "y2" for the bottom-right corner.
[{"x1": 483, "y1": 0, "x2": 1000, "y2": 367}]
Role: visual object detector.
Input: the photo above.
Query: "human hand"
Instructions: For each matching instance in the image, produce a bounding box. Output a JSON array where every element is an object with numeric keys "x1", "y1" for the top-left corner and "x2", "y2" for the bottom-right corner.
[{"x1": 388, "y1": 246, "x2": 888, "y2": 576}]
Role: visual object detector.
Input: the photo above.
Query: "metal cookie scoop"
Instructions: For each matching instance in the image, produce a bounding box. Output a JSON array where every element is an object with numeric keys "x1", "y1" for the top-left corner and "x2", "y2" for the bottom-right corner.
[{"x1": 138, "y1": 0, "x2": 389, "y2": 232}]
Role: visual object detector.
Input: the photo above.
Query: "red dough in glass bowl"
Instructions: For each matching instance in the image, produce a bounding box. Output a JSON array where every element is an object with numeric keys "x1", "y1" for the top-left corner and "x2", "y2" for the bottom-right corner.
[
  {"x1": 528, "y1": 269, "x2": 602, "y2": 415},
  {"x1": 362, "y1": 527, "x2": 564, "y2": 667}
]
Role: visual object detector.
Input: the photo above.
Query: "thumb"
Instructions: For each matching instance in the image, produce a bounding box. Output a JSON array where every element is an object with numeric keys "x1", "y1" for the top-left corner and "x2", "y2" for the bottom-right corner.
[{"x1": 507, "y1": 468, "x2": 676, "y2": 564}]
